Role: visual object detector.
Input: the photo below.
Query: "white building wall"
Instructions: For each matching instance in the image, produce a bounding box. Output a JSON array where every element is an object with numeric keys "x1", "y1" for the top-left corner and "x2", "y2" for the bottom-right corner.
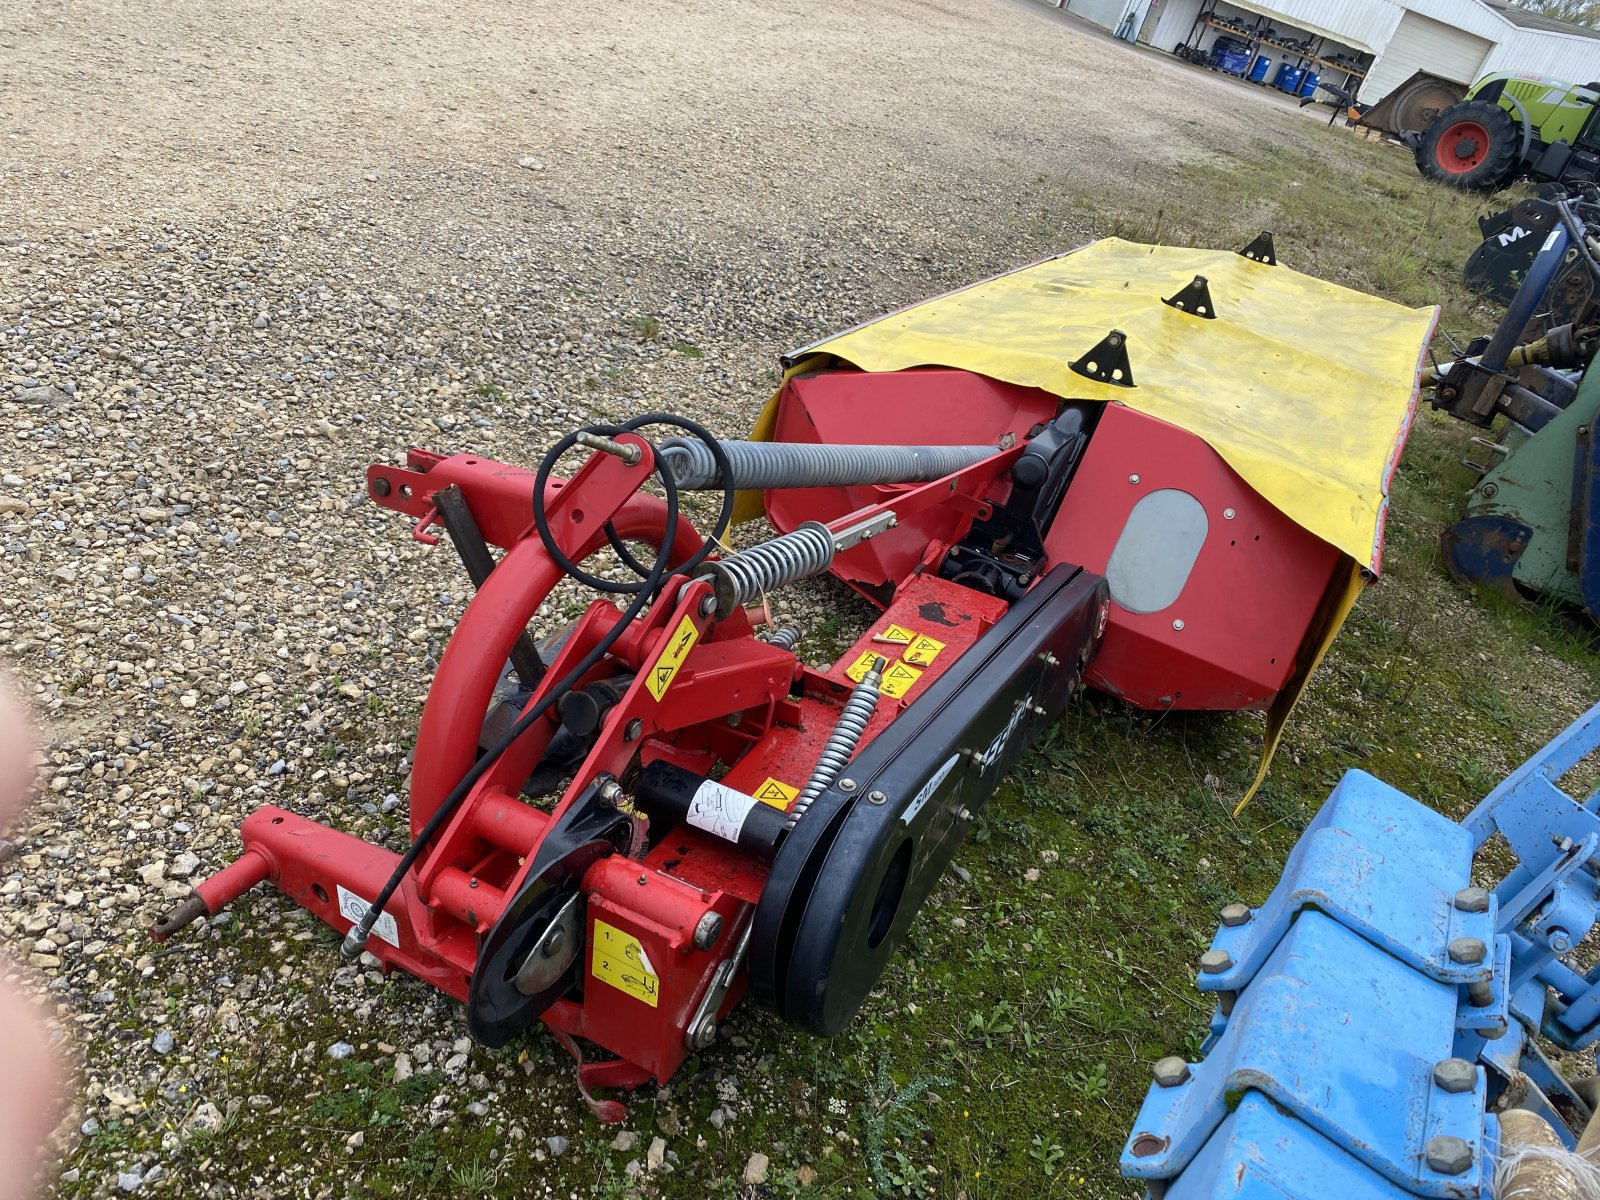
[
  {"x1": 1479, "y1": 28, "x2": 1600, "y2": 85},
  {"x1": 1149, "y1": 0, "x2": 1403, "y2": 58},
  {"x1": 1139, "y1": 0, "x2": 1600, "y2": 102},
  {"x1": 1062, "y1": 0, "x2": 1132, "y2": 31}
]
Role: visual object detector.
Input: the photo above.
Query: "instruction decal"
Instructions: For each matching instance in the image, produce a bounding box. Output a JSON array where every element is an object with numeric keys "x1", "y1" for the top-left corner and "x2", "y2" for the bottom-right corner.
[
  {"x1": 337, "y1": 884, "x2": 399, "y2": 948},
  {"x1": 903, "y1": 633, "x2": 946, "y2": 667},
  {"x1": 592, "y1": 918, "x2": 661, "y2": 1007},
  {"x1": 753, "y1": 777, "x2": 799, "y2": 808},
  {"x1": 846, "y1": 650, "x2": 924, "y2": 698},
  {"x1": 687, "y1": 779, "x2": 759, "y2": 842},
  {"x1": 646, "y1": 615, "x2": 699, "y2": 700}
]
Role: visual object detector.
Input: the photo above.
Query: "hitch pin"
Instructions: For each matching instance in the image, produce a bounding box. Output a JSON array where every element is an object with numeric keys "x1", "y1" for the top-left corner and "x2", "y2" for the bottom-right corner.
[{"x1": 575, "y1": 431, "x2": 642, "y2": 465}]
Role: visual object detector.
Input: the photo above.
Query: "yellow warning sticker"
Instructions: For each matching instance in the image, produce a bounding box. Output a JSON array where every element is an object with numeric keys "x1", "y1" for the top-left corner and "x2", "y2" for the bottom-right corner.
[
  {"x1": 846, "y1": 651, "x2": 925, "y2": 698},
  {"x1": 880, "y1": 623, "x2": 918, "y2": 642},
  {"x1": 646, "y1": 615, "x2": 699, "y2": 701},
  {"x1": 903, "y1": 633, "x2": 946, "y2": 667},
  {"x1": 591, "y1": 918, "x2": 660, "y2": 1007},
  {"x1": 753, "y1": 777, "x2": 799, "y2": 808}
]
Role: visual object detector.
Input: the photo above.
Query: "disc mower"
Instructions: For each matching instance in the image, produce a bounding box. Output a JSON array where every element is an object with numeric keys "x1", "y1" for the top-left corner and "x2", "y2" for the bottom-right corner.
[
  {"x1": 149, "y1": 236, "x2": 1436, "y2": 1116},
  {"x1": 1124, "y1": 699, "x2": 1600, "y2": 1199}
]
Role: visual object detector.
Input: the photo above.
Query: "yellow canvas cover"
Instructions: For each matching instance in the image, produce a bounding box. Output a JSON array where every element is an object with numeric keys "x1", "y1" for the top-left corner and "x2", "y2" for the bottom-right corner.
[{"x1": 748, "y1": 238, "x2": 1438, "y2": 807}]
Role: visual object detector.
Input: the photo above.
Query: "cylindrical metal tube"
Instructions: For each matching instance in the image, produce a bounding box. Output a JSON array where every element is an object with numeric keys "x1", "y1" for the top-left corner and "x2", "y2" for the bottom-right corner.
[
  {"x1": 633, "y1": 760, "x2": 786, "y2": 862},
  {"x1": 658, "y1": 438, "x2": 996, "y2": 491},
  {"x1": 1495, "y1": 1107, "x2": 1590, "y2": 1200},
  {"x1": 1482, "y1": 225, "x2": 1571, "y2": 374}
]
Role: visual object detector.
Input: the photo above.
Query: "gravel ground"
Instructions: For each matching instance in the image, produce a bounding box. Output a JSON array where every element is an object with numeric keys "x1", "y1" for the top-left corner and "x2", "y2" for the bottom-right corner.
[{"x1": 2, "y1": 1, "x2": 1356, "y2": 1195}]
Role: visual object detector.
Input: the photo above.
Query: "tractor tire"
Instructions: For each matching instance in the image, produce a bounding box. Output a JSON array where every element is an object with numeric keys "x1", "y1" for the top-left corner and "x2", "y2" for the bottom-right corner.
[{"x1": 1416, "y1": 100, "x2": 1520, "y2": 190}]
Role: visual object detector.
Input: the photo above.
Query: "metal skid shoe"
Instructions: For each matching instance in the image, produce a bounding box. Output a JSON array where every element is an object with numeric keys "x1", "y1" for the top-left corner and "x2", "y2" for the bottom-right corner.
[
  {"x1": 1123, "y1": 700, "x2": 1600, "y2": 1198},
  {"x1": 151, "y1": 415, "x2": 1110, "y2": 1119}
]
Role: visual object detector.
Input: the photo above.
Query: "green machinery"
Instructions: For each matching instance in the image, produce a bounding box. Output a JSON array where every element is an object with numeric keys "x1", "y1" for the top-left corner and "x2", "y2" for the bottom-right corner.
[
  {"x1": 1432, "y1": 193, "x2": 1600, "y2": 616},
  {"x1": 1410, "y1": 71, "x2": 1600, "y2": 190}
]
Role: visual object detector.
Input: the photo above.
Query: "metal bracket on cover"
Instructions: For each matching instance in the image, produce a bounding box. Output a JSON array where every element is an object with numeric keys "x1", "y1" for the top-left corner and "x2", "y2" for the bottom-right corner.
[
  {"x1": 1124, "y1": 912, "x2": 1489, "y2": 1197},
  {"x1": 1195, "y1": 771, "x2": 1495, "y2": 998},
  {"x1": 1162, "y1": 275, "x2": 1217, "y2": 319},
  {"x1": 1239, "y1": 231, "x2": 1277, "y2": 266},
  {"x1": 1069, "y1": 328, "x2": 1135, "y2": 388}
]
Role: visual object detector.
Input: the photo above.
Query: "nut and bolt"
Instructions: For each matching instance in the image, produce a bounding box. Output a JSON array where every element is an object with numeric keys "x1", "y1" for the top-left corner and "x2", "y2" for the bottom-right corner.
[
  {"x1": 540, "y1": 927, "x2": 566, "y2": 958},
  {"x1": 1448, "y1": 936, "x2": 1487, "y2": 965},
  {"x1": 699, "y1": 594, "x2": 718, "y2": 616},
  {"x1": 1040, "y1": 652, "x2": 1061, "y2": 667},
  {"x1": 1172, "y1": 619, "x2": 1185, "y2": 631},
  {"x1": 1222, "y1": 507, "x2": 1235, "y2": 520},
  {"x1": 1549, "y1": 927, "x2": 1574, "y2": 955},
  {"x1": 1467, "y1": 980, "x2": 1495, "y2": 1008},
  {"x1": 1433, "y1": 1058, "x2": 1476, "y2": 1094},
  {"x1": 1219, "y1": 902, "x2": 1251, "y2": 927},
  {"x1": 598, "y1": 779, "x2": 624, "y2": 804},
  {"x1": 624, "y1": 718, "x2": 643, "y2": 742},
  {"x1": 693, "y1": 911, "x2": 724, "y2": 951},
  {"x1": 372, "y1": 477, "x2": 392, "y2": 497},
  {"x1": 958, "y1": 807, "x2": 974, "y2": 821},
  {"x1": 839, "y1": 778, "x2": 857, "y2": 793},
  {"x1": 1481, "y1": 482, "x2": 1498, "y2": 498},
  {"x1": 1129, "y1": 474, "x2": 1141, "y2": 484},
  {"x1": 1199, "y1": 949, "x2": 1232, "y2": 975},
  {"x1": 1425, "y1": 1135, "x2": 1473, "y2": 1176},
  {"x1": 1152, "y1": 1056, "x2": 1190, "y2": 1088},
  {"x1": 1453, "y1": 887, "x2": 1490, "y2": 913},
  {"x1": 867, "y1": 790, "x2": 888, "y2": 805}
]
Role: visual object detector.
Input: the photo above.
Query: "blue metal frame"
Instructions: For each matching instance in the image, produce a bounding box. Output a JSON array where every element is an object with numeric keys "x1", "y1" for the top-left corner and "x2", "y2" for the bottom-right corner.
[{"x1": 1122, "y1": 699, "x2": 1600, "y2": 1198}]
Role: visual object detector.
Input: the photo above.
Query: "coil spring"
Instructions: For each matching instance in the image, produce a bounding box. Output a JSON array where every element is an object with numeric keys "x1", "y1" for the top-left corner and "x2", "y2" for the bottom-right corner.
[
  {"x1": 787, "y1": 656, "x2": 884, "y2": 828},
  {"x1": 767, "y1": 626, "x2": 802, "y2": 652},
  {"x1": 658, "y1": 438, "x2": 996, "y2": 491},
  {"x1": 711, "y1": 522, "x2": 834, "y2": 614}
]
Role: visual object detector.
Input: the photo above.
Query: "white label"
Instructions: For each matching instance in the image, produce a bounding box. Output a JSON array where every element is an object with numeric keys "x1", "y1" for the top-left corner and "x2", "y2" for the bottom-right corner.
[
  {"x1": 686, "y1": 780, "x2": 760, "y2": 843},
  {"x1": 337, "y1": 884, "x2": 400, "y2": 948},
  {"x1": 902, "y1": 753, "x2": 961, "y2": 825}
]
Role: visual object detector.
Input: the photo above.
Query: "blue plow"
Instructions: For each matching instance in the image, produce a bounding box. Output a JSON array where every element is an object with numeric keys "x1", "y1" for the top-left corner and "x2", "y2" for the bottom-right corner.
[{"x1": 1123, "y1": 701, "x2": 1600, "y2": 1198}]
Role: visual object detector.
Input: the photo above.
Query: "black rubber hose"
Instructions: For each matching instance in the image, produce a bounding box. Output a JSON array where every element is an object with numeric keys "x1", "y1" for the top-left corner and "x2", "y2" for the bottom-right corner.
[
  {"x1": 340, "y1": 415, "x2": 732, "y2": 957},
  {"x1": 531, "y1": 413, "x2": 734, "y2": 595}
]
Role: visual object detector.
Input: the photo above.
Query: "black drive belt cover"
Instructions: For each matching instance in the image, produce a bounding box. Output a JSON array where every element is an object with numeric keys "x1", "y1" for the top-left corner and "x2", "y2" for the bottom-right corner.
[{"x1": 749, "y1": 563, "x2": 1108, "y2": 1035}]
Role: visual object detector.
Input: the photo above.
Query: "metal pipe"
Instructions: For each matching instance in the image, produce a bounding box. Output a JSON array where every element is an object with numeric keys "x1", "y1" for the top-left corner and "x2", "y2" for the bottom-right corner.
[
  {"x1": 1494, "y1": 1108, "x2": 1590, "y2": 1200},
  {"x1": 1482, "y1": 225, "x2": 1572, "y2": 375}
]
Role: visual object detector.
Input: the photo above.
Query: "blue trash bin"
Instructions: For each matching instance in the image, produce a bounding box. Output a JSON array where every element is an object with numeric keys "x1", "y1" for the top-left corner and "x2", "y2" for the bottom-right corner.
[
  {"x1": 1298, "y1": 70, "x2": 1321, "y2": 98},
  {"x1": 1248, "y1": 55, "x2": 1272, "y2": 83}
]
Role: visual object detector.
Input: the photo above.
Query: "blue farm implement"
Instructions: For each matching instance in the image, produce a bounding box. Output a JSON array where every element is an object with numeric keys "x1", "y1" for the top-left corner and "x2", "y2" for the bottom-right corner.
[{"x1": 1124, "y1": 700, "x2": 1600, "y2": 1198}]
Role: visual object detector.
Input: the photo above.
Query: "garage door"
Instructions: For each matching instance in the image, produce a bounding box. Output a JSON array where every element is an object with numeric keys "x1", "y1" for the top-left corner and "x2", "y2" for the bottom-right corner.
[
  {"x1": 1065, "y1": 0, "x2": 1131, "y2": 33},
  {"x1": 1362, "y1": 10, "x2": 1493, "y2": 101}
]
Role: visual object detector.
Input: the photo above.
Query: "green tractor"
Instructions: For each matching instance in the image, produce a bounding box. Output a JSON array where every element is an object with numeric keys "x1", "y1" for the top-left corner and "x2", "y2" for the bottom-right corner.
[{"x1": 1411, "y1": 70, "x2": 1600, "y2": 189}]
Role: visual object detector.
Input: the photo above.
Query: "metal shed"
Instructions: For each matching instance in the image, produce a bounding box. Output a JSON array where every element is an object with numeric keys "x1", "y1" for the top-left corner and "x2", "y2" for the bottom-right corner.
[{"x1": 1063, "y1": 0, "x2": 1600, "y2": 103}]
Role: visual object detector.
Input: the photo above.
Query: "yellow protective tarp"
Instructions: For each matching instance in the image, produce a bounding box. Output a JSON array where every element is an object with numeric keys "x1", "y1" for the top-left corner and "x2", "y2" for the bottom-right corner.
[
  {"x1": 749, "y1": 238, "x2": 1438, "y2": 809},
  {"x1": 775, "y1": 237, "x2": 1437, "y2": 571}
]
